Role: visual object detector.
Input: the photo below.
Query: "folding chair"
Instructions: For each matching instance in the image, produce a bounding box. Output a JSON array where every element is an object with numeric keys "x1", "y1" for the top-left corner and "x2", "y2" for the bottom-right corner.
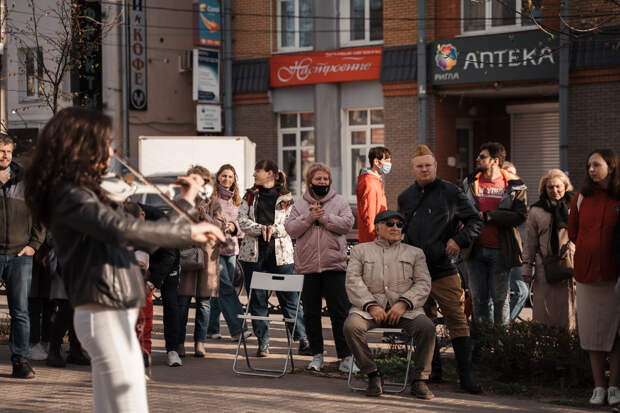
[
  {"x1": 347, "y1": 328, "x2": 415, "y2": 394},
  {"x1": 232, "y1": 272, "x2": 304, "y2": 378}
]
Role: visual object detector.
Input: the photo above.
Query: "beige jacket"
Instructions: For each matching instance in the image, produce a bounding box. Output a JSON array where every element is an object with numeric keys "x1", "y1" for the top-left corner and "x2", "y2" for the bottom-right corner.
[{"x1": 346, "y1": 238, "x2": 431, "y2": 320}]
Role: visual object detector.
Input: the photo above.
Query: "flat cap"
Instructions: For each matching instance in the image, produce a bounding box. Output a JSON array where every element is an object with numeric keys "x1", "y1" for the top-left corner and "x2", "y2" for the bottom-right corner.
[{"x1": 374, "y1": 210, "x2": 405, "y2": 224}]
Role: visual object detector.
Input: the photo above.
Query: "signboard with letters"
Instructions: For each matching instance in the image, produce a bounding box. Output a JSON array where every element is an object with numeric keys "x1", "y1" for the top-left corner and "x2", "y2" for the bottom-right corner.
[
  {"x1": 129, "y1": 0, "x2": 147, "y2": 110},
  {"x1": 270, "y1": 47, "x2": 382, "y2": 87},
  {"x1": 196, "y1": 104, "x2": 221, "y2": 132},
  {"x1": 430, "y1": 31, "x2": 558, "y2": 85},
  {"x1": 196, "y1": 0, "x2": 222, "y2": 47},
  {"x1": 193, "y1": 48, "x2": 220, "y2": 103}
]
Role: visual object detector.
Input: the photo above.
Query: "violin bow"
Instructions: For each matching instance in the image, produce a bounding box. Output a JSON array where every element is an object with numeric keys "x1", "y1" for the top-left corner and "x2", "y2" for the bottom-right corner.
[{"x1": 111, "y1": 154, "x2": 198, "y2": 224}]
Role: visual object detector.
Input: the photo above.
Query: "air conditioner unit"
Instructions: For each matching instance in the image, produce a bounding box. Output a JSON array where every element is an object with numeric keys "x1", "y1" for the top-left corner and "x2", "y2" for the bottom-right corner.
[{"x1": 178, "y1": 50, "x2": 192, "y2": 72}]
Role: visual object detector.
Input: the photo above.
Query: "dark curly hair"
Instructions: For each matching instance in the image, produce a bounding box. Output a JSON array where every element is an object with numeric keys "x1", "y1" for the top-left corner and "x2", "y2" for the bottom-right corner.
[{"x1": 24, "y1": 107, "x2": 113, "y2": 226}]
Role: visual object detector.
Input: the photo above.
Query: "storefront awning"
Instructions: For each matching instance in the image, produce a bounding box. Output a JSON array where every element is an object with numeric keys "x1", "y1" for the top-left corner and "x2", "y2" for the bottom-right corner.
[
  {"x1": 380, "y1": 45, "x2": 417, "y2": 83},
  {"x1": 571, "y1": 25, "x2": 620, "y2": 69},
  {"x1": 232, "y1": 58, "x2": 269, "y2": 93}
]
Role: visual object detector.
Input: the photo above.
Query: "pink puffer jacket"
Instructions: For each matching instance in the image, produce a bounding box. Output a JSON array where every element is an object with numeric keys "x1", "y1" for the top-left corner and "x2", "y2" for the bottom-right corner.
[{"x1": 285, "y1": 189, "x2": 354, "y2": 274}]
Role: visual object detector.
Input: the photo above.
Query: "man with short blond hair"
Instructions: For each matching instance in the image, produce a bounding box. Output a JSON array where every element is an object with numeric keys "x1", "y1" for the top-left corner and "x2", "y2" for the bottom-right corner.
[
  {"x1": 0, "y1": 136, "x2": 45, "y2": 379},
  {"x1": 397, "y1": 144, "x2": 483, "y2": 394}
]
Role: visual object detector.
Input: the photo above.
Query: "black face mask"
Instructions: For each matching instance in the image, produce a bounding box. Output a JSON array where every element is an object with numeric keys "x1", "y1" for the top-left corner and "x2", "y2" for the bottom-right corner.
[{"x1": 311, "y1": 184, "x2": 330, "y2": 197}]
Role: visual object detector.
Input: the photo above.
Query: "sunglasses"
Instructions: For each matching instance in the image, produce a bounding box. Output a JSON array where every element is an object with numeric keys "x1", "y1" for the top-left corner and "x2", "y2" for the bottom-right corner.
[
  {"x1": 384, "y1": 220, "x2": 404, "y2": 228},
  {"x1": 476, "y1": 154, "x2": 489, "y2": 160}
]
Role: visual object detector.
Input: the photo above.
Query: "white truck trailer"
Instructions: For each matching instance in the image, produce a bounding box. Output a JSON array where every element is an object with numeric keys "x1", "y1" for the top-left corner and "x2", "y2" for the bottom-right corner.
[{"x1": 138, "y1": 136, "x2": 256, "y2": 191}]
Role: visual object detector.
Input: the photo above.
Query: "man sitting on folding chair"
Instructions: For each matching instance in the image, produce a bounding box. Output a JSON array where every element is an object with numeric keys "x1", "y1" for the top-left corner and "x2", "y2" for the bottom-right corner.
[{"x1": 343, "y1": 210, "x2": 436, "y2": 399}]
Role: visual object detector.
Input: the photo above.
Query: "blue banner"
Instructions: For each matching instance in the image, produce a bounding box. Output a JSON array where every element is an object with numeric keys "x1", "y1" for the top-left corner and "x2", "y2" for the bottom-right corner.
[{"x1": 198, "y1": 0, "x2": 221, "y2": 47}]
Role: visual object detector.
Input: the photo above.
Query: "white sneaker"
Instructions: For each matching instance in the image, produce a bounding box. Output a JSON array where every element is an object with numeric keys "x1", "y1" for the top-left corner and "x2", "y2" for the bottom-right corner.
[
  {"x1": 29, "y1": 342, "x2": 48, "y2": 361},
  {"x1": 167, "y1": 351, "x2": 182, "y2": 367},
  {"x1": 338, "y1": 355, "x2": 360, "y2": 374},
  {"x1": 206, "y1": 333, "x2": 222, "y2": 339},
  {"x1": 230, "y1": 330, "x2": 253, "y2": 342},
  {"x1": 609, "y1": 386, "x2": 620, "y2": 406},
  {"x1": 590, "y1": 386, "x2": 607, "y2": 405},
  {"x1": 306, "y1": 354, "x2": 324, "y2": 371}
]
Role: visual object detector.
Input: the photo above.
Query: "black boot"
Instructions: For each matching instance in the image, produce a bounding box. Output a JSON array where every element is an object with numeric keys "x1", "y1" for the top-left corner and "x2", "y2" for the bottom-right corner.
[
  {"x1": 452, "y1": 337, "x2": 482, "y2": 394},
  {"x1": 46, "y1": 343, "x2": 66, "y2": 368},
  {"x1": 429, "y1": 336, "x2": 444, "y2": 383}
]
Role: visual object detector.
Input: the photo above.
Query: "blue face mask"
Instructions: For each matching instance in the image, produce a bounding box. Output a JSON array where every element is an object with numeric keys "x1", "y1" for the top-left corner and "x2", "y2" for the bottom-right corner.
[{"x1": 380, "y1": 161, "x2": 392, "y2": 175}]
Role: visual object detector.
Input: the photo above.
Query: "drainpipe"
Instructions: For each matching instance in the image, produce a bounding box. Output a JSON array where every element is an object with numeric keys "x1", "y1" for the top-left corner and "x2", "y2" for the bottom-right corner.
[
  {"x1": 223, "y1": 0, "x2": 233, "y2": 135},
  {"x1": 559, "y1": 0, "x2": 569, "y2": 171},
  {"x1": 417, "y1": 0, "x2": 427, "y2": 145},
  {"x1": 121, "y1": 0, "x2": 129, "y2": 156},
  {"x1": 1, "y1": 0, "x2": 7, "y2": 134}
]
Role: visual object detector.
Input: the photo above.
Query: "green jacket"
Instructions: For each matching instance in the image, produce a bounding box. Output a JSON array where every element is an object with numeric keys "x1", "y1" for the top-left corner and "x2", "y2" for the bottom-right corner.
[{"x1": 0, "y1": 162, "x2": 45, "y2": 254}]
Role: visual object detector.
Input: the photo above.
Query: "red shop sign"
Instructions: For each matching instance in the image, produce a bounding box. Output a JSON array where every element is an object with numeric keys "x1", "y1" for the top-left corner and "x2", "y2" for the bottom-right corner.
[{"x1": 270, "y1": 47, "x2": 382, "y2": 87}]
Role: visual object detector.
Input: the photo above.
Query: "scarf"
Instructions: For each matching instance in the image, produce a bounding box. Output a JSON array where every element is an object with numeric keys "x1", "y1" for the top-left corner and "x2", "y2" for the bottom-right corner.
[
  {"x1": 532, "y1": 191, "x2": 575, "y2": 255},
  {"x1": 217, "y1": 184, "x2": 234, "y2": 200}
]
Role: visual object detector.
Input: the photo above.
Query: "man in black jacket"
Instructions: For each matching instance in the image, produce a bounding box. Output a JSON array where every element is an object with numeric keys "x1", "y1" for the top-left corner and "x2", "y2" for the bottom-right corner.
[
  {"x1": 0, "y1": 136, "x2": 45, "y2": 379},
  {"x1": 398, "y1": 145, "x2": 482, "y2": 394}
]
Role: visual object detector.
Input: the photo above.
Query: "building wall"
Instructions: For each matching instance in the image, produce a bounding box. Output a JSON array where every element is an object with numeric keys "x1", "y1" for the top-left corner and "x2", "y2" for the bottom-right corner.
[
  {"x1": 568, "y1": 81, "x2": 620, "y2": 187},
  {"x1": 383, "y1": 0, "x2": 417, "y2": 46},
  {"x1": 233, "y1": 103, "x2": 278, "y2": 165},
  {"x1": 232, "y1": 0, "x2": 271, "y2": 59}
]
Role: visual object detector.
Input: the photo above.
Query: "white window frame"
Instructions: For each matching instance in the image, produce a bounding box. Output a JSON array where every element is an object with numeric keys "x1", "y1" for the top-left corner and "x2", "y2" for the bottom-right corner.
[
  {"x1": 19, "y1": 48, "x2": 44, "y2": 101},
  {"x1": 276, "y1": 0, "x2": 313, "y2": 53},
  {"x1": 277, "y1": 112, "x2": 315, "y2": 197},
  {"x1": 342, "y1": 107, "x2": 385, "y2": 202},
  {"x1": 460, "y1": 0, "x2": 538, "y2": 37},
  {"x1": 340, "y1": 0, "x2": 383, "y2": 47}
]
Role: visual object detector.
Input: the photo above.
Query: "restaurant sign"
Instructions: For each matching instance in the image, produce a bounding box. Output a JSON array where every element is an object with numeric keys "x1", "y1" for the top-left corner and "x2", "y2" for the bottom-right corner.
[
  {"x1": 270, "y1": 47, "x2": 382, "y2": 87},
  {"x1": 430, "y1": 31, "x2": 558, "y2": 85}
]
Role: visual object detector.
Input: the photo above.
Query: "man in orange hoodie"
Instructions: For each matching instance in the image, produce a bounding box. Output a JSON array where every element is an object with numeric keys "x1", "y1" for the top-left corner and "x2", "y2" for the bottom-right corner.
[{"x1": 356, "y1": 147, "x2": 391, "y2": 243}]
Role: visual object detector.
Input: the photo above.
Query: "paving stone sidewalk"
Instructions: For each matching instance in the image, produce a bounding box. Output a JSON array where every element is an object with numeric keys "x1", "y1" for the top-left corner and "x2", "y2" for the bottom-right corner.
[{"x1": 0, "y1": 296, "x2": 601, "y2": 413}]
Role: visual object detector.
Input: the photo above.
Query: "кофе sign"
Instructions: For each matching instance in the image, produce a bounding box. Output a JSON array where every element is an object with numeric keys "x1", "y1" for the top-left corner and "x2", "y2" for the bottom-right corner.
[
  {"x1": 430, "y1": 31, "x2": 558, "y2": 85},
  {"x1": 270, "y1": 47, "x2": 382, "y2": 87}
]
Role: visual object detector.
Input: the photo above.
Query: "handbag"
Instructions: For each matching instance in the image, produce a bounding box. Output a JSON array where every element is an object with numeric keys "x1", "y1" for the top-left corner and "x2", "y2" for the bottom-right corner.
[
  {"x1": 233, "y1": 256, "x2": 244, "y2": 289},
  {"x1": 180, "y1": 247, "x2": 205, "y2": 272},
  {"x1": 541, "y1": 242, "x2": 574, "y2": 284}
]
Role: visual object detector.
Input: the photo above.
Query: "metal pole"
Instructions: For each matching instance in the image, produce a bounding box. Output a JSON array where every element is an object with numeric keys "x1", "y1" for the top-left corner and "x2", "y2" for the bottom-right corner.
[
  {"x1": 223, "y1": 0, "x2": 233, "y2": 135},
  {"x1": 417, "y1": 0, "x2": 427, "y2": 145},
  {"x1": 1, "y1": 0, "x2": 7, "y2": 134},
  {"x1": 120, "y1": 0, "x2": 129, "y2": 156},
  {"x1": 559, "y1": 0, "x2": 569, "y2": 171}
]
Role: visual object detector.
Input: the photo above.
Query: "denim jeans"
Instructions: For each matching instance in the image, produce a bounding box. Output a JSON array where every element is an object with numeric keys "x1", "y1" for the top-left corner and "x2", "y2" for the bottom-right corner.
[
  {"x1": 242, "y1": 255, "x2": 307, "y2": 346},
  {"x1": 467, "y1": 246, "x2": 510, "y2": 324},
  {"x1": 207, "y1": 255, "x2": 245, "y2": 336},
  {"x1": 179, "y1": 296, "x2": 211, "y2": 344},
  {"x1": 509, "y1": 266, "x2": 529, "y2": 321},
  {"x1": 0, "y1": 253, "x2": 33, "y2": 360}
]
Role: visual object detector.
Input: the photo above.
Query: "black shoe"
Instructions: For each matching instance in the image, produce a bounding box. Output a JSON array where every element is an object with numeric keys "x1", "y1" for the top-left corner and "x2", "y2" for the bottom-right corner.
[
  {"x1": 256, "y1": 342, "x2": 270, "y2": 357},
  {"x1": 46, "y1": 347, "x2": 66, "y2": 368},
  {"x1": 411, "y1": 380, "x2": 434, "y2": 400},
  {"x1": 366, "y1": 371, "x2": 383, "y2": 397},
  {"x1": 66, "y1": 351, "x2": 90, "y2": 366},
  {"x1": 298, "y1": 338, "x2": 312, "y2": 356},
  {"x1": 12, "y1": 358, "x2": 35, "y2": 379},
  {"x1": 452, "y1": 337, "x2": 482, "y2": 394}
]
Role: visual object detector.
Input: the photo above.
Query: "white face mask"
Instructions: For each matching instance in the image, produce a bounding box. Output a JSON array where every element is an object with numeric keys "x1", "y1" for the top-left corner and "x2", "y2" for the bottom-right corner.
[{"x1": 200, "y1": 183, "x2": 214, "y2": 199}]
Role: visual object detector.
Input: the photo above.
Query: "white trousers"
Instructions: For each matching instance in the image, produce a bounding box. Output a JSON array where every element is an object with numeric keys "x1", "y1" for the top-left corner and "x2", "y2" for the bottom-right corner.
[{"x1": 74, "y1": 307, "x2": 148, "y2": 413}]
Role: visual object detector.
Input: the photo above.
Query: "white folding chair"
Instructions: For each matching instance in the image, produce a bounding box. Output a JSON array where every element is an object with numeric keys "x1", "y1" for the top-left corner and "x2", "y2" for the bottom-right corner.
[
  {"x1": 232, "y1": 272, "x2": 304, "y2": 378},
  {"x1": 347, "y1": 328, "x2": 415, "y2": 394}
]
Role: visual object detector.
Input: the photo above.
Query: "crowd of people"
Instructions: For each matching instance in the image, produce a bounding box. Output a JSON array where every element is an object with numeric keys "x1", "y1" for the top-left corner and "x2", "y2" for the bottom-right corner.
[{"x1": 0, "y1": 106, "x2": 617, "y2": 413}]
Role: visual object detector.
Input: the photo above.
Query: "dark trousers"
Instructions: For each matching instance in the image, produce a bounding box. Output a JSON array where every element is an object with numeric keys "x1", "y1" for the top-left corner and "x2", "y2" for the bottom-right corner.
[
  {"x1": 28, "y1": 297, "x2": 54, "y2": 344},
  {"x1": 161, "y1": 274, "x2": 182, "y2": 352},
  {"x1": 49, "y1": 299, "x2": 80, "y2": 352},
  {"x1": 302, "y1": 271, "x2": 351, "y2": 359}
]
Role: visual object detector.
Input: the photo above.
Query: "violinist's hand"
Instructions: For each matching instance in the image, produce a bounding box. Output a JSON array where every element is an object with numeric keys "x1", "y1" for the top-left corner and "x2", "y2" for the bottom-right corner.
[
  {"x1": 191, "y1": 222, "x2": 226, "y2": 244},
  {"x1": 178, "y1": 174, "x2": 206, "y2": 205}
]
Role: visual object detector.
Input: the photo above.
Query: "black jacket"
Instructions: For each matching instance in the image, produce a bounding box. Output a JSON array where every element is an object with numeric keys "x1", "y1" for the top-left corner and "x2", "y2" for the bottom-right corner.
[
  {"x1": 0, "y1": 162, "x2": 45, "y2": 254},
  {"x1": 398, "y1": 178, "x2": 482, "y2": 280},
  {"x1": 140, "y1": 203, "x2": 180, "y2": 289},
  {"x1": 50, "y1": 183, "x2": 193, "y2": 309}
]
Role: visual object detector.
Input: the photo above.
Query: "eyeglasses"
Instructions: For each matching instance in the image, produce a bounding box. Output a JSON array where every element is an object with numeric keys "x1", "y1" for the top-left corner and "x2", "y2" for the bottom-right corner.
[
  {"x1": 384, "y1": 220, "x2": 404, "y2": 228},
  {"x1": 477, "y1": 154, "x2": 489, "y2": 160}
]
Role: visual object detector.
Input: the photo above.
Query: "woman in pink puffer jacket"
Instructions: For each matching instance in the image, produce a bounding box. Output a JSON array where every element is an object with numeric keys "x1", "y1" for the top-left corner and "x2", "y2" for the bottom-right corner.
[{"x1": 285, "y1": 162, "x2": 357, "y2": 374}]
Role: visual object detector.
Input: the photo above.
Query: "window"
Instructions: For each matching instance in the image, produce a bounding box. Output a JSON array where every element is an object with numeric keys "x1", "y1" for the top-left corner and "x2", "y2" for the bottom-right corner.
[
  {"x1": 277, "y1": 0, "x2": 313, "y2": 51},
  {"x1": 278, "y1": 112, "x2": 315, "y2": 196},
  {"x1": 340, "y1": 0, "x2": 383, "y2": 46},
  {"x1": 344, "y1": 108, "x2": 384, "y2": 198},
  {"x1": 20, "y1": 48, "x2": 44, "y2": 98},
  {"x1": 462, "y1": 0, "x2": 539, "y2": 34}
]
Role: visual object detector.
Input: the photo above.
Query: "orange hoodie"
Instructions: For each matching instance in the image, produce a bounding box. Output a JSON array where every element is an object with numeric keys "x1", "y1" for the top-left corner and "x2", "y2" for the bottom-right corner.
[{"x1": 356, "y1": 170, "x2": 387, "y2": 243}]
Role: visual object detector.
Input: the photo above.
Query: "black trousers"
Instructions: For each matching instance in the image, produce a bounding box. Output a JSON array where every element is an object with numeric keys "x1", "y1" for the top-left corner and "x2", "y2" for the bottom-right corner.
[
  {"x1": 161, "y1": 274, "x2": 182, "y2": 352},
  {"x1": 28, "y1": 297, "x2": 54, "y2": 344},
  {"x1": 49, "y1": 299, "x2": 80, "y2": 351},
  {"x1": 301, "y1": 270, "x2": 351, "y2": 359}
]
